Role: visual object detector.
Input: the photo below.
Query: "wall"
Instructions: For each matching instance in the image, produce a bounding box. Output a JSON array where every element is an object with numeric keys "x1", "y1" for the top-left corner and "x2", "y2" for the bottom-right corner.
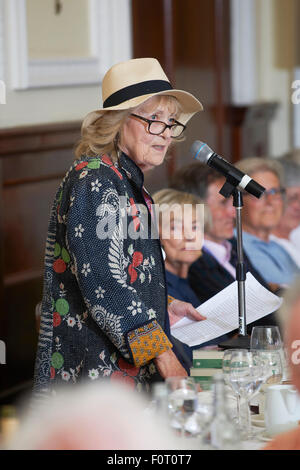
[
  {"x1": 0, "y1": 0, "x2": 132, "y2": 129},
  {"x1": 0, "y1": 0, "x2": 132, "y2": 396},
  {"x1": 255, "y1": 0, "x2": 296, "y2": 156},
  {"x1": 230, "y1": 0, "x2": 297, "y2": 158},
  {"x1": 27, "y1": 0, "x2": 91, "y2": 59}
]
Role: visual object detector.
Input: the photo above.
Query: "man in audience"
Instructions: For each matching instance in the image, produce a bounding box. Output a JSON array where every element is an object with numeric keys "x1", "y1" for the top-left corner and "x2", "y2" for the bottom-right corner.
[
  {"x1": 235, "y1": 158, "x2": 300, "y2": 286},
  {"x1": 270, "y1": 158, "x2": 300, "y2": 267}
]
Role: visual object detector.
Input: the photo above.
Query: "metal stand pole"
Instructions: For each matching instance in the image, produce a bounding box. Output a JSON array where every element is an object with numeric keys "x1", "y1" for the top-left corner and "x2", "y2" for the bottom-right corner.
[
  {"x1": 217, "y1": 184, "x2": 250, "y2": 349},
  {"x1": 233, "y1": 189, "x2": 247, "y2": 338}
]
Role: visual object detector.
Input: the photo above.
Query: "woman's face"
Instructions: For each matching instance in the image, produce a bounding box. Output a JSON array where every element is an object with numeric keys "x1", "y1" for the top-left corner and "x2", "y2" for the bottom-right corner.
[
  {"x1": 282, "y1": 186, "x2": 300, "y2": 232},
  {"x1": 242, "y1": 170, "x2": 284, "y2": 234},
  {"x1": 119, "y1": 96, "x2": 176, "y2": 172},
  {"x1": 160, "y1": 205, "x2": 203, "y2": 267}
]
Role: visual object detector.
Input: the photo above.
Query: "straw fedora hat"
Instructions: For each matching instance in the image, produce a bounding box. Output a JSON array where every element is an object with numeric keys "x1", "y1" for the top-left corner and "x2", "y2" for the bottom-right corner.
[{"x1": 82, "y1": 57, "x2": 203, "y2": 129}]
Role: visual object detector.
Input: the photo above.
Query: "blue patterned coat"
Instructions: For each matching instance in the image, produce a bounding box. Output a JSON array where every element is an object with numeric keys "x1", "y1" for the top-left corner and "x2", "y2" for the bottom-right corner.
[{"x1": 34, "y1": 153, "x2": 174, "y2": 398}]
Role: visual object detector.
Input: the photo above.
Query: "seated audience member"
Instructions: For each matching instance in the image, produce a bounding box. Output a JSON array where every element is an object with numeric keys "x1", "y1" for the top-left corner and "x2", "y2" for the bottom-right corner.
[
  {"x1": 169, "y1": 161, "x2": 279, "y2": 331},
  {"x1": 153, "y1": 188, "x2": 234, "y2": 348},
  {"x1": 153, "y1": 189, "x2": 206, "y2": 313},
  {"x1": 270, "y1": 158, "x2": 300, "y2": 267},
  {"x1": 279, "y1": 150, "x2": 300, "y2": 250},
  {"x1": 235, "y1": 158, "x2": 300, "y2": 286},
  {"x1": 264, "y1": 276, "x2": 300, "y2": 450},
  {"x1": 290, "y1": 222, "x2": 300, "y2": 252},
  {"x1": 169, "y1": 163, "x2": 273, "y2": 298}
]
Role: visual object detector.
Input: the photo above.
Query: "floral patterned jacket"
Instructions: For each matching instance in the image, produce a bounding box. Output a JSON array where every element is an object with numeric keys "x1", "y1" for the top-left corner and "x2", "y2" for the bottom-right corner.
[{"x1": 33, "y1": 152, "x2": 175, "y2": 398}]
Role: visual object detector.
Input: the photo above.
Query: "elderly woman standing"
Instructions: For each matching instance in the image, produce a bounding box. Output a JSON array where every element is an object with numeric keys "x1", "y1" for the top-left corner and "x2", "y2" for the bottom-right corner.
[
  {"x1": 236, "y1": 157, "x2": 300, "y2": 286},
  {"x1": 33, "y1": 58, "x2": 204, "y2": 397}
]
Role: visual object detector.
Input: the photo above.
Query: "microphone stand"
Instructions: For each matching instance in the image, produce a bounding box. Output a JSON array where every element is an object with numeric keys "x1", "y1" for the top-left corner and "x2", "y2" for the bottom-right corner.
[{"x1": 216, "y1": 176, "x2": 250, "y2": 349}]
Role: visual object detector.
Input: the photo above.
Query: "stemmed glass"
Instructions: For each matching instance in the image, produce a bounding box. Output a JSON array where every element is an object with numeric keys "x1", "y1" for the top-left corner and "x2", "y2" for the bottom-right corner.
[
  {"x1": 165, "y1": 376, "x2": 198, "y2": 438},
  {"x1": 250, "y1": 326, "x2": 284, "y2": 398},
  {"x1": 195, "y1": 380, "x2": 214, "y2": 438},
  {"x1": 222, "y1": 349, "x2": 243, "y2": 422},
  {"x1": 250, "y1": 326, "x2": 282, "y2": 351},
  {"x1": 228, "y1": 350, "x2": 266, "y2": 438}
]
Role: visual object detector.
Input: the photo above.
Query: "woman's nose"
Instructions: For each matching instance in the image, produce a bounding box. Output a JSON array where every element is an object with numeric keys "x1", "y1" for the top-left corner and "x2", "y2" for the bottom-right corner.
[
  {"x1": 161, "y1": 126, "x2": 172, "y2": 139},
  {"x1": 184, "y1": 228, "x2": 196, "y2": 240}
]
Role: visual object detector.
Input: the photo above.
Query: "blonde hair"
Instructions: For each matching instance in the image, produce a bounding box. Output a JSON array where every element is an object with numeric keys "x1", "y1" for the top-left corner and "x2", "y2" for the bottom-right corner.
[
  {"x1": 75, "y1": 95, "x2": 183, "y2": 163},
  {"x1": 152, "y1": 188, "x2": 211, "y2": 231},
  {"x1": 75, "y1": 109, "x2": 130, "y2": 162}
]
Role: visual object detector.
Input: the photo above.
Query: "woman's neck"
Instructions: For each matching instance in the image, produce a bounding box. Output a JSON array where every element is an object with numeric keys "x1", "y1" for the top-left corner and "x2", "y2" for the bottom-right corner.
[{"x1": 165, "y1": 259, "x2": 189, "y2": 278}]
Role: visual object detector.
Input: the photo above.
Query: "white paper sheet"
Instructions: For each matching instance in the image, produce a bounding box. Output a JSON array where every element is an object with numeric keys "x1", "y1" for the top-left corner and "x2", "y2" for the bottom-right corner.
[{"x1": 171, "y1": 273, "x2": 283, "y2": 347}]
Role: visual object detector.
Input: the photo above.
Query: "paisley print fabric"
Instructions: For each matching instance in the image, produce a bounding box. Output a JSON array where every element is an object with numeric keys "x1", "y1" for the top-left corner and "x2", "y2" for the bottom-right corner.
[{"x1": 33, "y1": 153, "x2": 172, "y2": 400}]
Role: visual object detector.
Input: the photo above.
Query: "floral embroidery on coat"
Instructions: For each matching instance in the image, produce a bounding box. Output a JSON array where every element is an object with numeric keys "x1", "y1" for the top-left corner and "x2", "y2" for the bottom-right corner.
[{"x1": 33, "y1": 153, "x2": 171, "y2": 400}]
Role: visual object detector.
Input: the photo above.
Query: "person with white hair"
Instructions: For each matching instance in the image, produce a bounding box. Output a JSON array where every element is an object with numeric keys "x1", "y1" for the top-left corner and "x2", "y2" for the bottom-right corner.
[
  {"x1": 263, "y1": 276, "x2": 300, "y2": 450},
  {"x1": 4, "y1": 382, "x2": 186, "y2": 450},
  {"x1": 270, "y1": 158, "x2": 300, "y2": 264},
  {"x1": 235, "y1": 158, "x2": 300, "y2": 286}
]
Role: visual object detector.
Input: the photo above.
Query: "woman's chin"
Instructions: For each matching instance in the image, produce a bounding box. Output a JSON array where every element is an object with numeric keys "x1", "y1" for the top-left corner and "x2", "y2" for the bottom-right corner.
[{"x1": 140, "y1": 157, "x2": 166, "y2": 172}]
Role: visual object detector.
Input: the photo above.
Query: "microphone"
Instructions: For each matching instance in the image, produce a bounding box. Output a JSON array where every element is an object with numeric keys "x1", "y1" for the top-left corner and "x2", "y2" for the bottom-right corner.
[{"x1": 190, "y1": 141, "x2": 265, "y2": 198}]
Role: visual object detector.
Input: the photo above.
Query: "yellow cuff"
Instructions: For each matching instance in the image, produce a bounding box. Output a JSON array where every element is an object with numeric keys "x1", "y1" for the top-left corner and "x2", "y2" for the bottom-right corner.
[
  {"x1": 167, "y1": 295, "x2": 176, "y2": 306},
  {"x1": 127, "y1": 321, "x2": 172, "y2": 367}
]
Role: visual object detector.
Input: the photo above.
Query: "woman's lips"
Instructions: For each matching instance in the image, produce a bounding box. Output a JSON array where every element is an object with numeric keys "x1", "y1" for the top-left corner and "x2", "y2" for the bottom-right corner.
[{"x1": 152, "y1": 145, "x2": 165, "y2": 152}]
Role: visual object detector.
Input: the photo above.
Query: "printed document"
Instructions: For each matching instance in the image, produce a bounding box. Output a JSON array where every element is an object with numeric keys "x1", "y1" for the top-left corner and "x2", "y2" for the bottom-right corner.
[{"x1": 171, "y1": 273, "x2": 283, "y2": 346}]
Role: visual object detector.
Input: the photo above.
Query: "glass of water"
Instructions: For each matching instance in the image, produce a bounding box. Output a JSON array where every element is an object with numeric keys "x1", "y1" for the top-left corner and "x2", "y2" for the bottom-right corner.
[
  {"x1": 229, "y1": 350, "x2": 266, "y2": 438},
  {"x1": 166, "y1": 376, "x2": 198, "y2": 438},
  {"x1": 250, "y1": 326, "x2": 282, "y2": 351}
]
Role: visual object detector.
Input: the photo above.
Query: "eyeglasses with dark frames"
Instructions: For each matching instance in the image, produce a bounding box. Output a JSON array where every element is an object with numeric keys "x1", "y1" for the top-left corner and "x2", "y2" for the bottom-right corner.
[
  {"x1": 261, "y1": 188, "x2": 286, "y2": 199},
  {"x1": 244, "y1": 187, "x2": 286, "y2": 200},
  {"x1": 130, "y1": 113, "x2": 186, "y2": 138}
]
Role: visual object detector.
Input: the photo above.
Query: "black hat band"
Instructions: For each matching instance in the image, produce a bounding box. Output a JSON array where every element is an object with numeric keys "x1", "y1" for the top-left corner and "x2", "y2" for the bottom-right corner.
[{"x1": 103, "y1": 80, "x2": 173, "y2": 108}]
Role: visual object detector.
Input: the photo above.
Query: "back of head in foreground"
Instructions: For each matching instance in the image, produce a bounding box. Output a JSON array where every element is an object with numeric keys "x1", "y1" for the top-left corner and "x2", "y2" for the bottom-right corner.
[
  {"x1": 263, "y1": 276, "x2": 300, "y2": 450},
  {"x1": 5, "y1": 381, "x2": 186, "y2": 450}
]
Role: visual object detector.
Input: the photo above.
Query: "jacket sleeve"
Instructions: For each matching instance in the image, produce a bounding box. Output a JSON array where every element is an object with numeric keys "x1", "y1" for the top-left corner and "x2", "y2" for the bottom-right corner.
[{"x1": 65, "y1": 173, "x2": 172, "y2": 367}]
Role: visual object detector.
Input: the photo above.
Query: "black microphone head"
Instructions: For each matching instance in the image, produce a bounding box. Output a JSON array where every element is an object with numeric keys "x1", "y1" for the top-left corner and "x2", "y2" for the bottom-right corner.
[{"x1": 190, "y1": 141, "x2": 214, "y2": 164}]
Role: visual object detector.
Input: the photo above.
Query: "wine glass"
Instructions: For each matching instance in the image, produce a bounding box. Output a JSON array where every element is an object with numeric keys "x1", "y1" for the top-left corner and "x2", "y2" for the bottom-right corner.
[
  {"x1": 228, "y1": 350, "x2": 266, "y2": 438},
  {"x1": 222, "y1": 349, "x2": 244, "y2": 422},
  {"x1": 195, "y1": 380, "x2": 214, "y2": 438},
  {"x1": 165, "y1": 376, "x2": 198, "y2": 438},
  {"x1": 259, "y1": 350, "x2": 283, "y2": 384},
  {"x1": 250, "y1": 326, "x2": 282, "y2": 351},
  {"x1": 223, "y1": 349, "x2": 246, "y2": 386},
  {"x1": 250, "y1": 325, "x2": 285, "y2": 405}
]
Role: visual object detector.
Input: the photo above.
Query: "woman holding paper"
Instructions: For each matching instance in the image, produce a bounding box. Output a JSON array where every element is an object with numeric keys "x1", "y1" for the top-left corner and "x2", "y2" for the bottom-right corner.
[{"x1": 153, "y1": 188, "x2": 231, "y2": 348}]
